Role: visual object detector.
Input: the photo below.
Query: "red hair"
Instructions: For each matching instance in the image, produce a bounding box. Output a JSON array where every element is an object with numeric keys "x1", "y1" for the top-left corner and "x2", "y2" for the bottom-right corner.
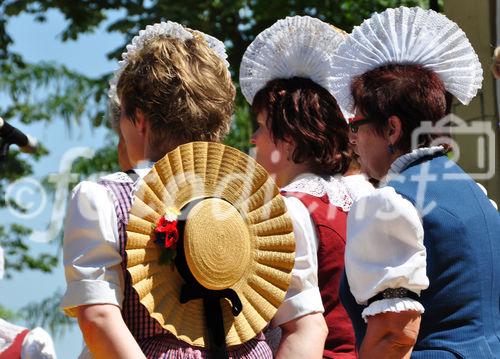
[{"x1": 351, "y1": 64, "x2": 452, "y2": 150}]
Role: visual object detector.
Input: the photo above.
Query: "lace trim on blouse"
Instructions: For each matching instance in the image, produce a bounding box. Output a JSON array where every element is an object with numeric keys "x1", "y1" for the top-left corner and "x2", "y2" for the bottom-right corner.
[
  {"x1": 281, "y1": 174, "x2": 353, "y2": 212},
  {"x1": 384, "y1": 145, "x2": 446, "y2": 184}
]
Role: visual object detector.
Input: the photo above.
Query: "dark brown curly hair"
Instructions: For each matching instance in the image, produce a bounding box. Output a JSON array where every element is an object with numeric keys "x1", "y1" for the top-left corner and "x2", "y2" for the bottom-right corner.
[{"x1": 252, "y1": 77, "x2": 352, "y2": 176}]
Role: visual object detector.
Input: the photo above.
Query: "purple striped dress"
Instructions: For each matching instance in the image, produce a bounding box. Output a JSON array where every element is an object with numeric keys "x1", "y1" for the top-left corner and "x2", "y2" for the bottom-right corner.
[{"x1": 99, "y1": 175, "x2": 272, "y2": 359}]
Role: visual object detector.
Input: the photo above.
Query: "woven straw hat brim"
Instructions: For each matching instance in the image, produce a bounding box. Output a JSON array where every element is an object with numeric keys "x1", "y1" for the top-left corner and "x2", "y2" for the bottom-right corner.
[{"x1": 126, "y1": 142, "x2": 295, "y2": 347}]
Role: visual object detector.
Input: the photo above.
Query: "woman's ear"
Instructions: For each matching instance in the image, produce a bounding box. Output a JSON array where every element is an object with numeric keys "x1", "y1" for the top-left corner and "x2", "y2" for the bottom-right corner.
[{"x1": 386, "y1": 115, "x2": 403, "y2": 146}]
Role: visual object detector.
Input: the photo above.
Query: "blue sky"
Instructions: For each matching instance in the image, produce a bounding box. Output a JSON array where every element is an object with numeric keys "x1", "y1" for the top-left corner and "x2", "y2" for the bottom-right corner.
[{"x1": 0, "y1": 9, "x2": 124, "y2": 358}]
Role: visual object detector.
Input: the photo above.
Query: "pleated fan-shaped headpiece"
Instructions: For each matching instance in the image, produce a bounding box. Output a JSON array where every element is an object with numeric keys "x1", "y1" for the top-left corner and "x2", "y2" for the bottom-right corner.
[
  {"x1": 239, "y1": 15, "x2": 347, "y2": 105},
  {"x1": 330, "y1": 6, "x2": 483, "y2": 117}
]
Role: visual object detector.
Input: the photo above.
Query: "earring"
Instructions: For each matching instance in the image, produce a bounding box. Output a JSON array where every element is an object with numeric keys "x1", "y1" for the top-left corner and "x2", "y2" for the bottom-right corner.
[{"x1": 388, "y1": 144, "x2": 395, "y2": 154}]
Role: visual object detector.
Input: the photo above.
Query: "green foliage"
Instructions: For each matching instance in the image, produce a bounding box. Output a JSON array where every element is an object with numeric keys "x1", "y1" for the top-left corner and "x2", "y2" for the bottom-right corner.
[
  {"x1": 0, "y1": 303, "x2": 18, "y2": 320},
  {"x1": 0, "y1": 224, "x2": 58, "y2": 278},
  {"x1": 0, "y1": 60, "x2": 108, "y2": 130},
  {"x1": 0, "y1": 0, "x2": 437, "y2": 165},
  {"x1": 70, "y1": 142, "x2": 120, "y2": 177},
  {"x1": 21, "y1": 290, "x2": 75, "y2": 338},
  {"x1": 224, "y1": 96, "x2": 254, "y2": 153}
]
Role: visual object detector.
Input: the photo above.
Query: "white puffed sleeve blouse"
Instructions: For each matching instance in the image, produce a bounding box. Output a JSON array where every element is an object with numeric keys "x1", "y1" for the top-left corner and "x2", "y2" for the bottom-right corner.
[
  {"x1": 61, "y1": 166, "x2": 152, "y2": 317},
  {"x1": 344, "y1": 147, "x2": 447, "y2": 321},
  {"x1": 271, "y1": 195, "x2": 324, "y2": 327}
]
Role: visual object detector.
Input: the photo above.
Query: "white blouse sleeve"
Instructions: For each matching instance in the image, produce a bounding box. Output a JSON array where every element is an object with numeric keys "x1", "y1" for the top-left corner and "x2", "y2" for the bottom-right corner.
[
  {"x1": 345, "y1": 186, "x2": 429, "y2": 321},
  {"x1": 61, "y1": 181, "x2": 124, "y2": 317},
  {"x1": 271, "y1": 196, "x2": 324, "y2": 327},
  {"x1": 21, "y1": 327, "x2": 57, "y2": 359}
]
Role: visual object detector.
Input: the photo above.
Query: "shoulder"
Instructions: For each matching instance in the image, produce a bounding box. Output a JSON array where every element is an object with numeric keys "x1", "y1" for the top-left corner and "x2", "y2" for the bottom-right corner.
[
  {"x1": 348, "y1": 186, "x2": 424, "y2": 253},
  {"x1": 65, "y1": 180, "x2": 119, "y2": 242},
  {"x1": 100, "y1": 171, "x2": 134, "y2": 183},
  {"x1": 341, "y1": 174, "x2": 375, "y2": 201},
  {"x1": 72, "y1": 180, "x2": 110, "y2": 196},
  {"x1": 350, "y1": 186, "x2": 420, "y2": 224},
  {"x1": 70, "y1": 171, "x2": 132, "y2": 204},
  {"x1": 282, "y1": 173, "x2": 354, "y2": 211},
  {"x1": 70, "y1": 180, "x2": 116, "y2": 210}
]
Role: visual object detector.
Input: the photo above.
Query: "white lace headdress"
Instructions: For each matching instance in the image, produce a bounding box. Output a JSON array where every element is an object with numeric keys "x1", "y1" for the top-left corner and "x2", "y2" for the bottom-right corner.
[
  {"x1": 330, "y1": 6, "x2": 483, "y2": 117},
  {"x1": 108, "y1": 21, "x2": 230, "y2": 102},
  {"x1": 239, "y1": 16, "x2": 347, "y2": 105}
]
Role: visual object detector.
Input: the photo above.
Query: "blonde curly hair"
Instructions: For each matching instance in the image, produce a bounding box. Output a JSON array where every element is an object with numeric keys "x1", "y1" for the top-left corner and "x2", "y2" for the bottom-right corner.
[{"x1": 117, "y1": 32, "x2": 235, "y2": 160}]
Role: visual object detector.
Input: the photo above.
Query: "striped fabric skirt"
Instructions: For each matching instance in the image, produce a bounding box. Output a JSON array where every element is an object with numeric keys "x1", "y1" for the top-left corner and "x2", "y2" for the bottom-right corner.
[{"x1": 140, "y1": 333, "x2": 272, "y2": 359}]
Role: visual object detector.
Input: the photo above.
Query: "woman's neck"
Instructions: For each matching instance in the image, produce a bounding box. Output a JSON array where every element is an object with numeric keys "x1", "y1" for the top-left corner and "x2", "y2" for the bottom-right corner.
[{"x1": 277, "y1": 162, "x2": 314, "y2": 188}]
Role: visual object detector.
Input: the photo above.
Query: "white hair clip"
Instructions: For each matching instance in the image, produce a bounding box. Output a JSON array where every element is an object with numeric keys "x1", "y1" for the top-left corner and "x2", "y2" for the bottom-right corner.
[
  {"x1": 108, "y1": 21, "x2": 229, "y2": 101},
  {"x1": 239, "y1": 16, "x2": 347, "y2": 105},
  {"x1": 330, "y1": 6, "x2": 483, "y2": 117}
]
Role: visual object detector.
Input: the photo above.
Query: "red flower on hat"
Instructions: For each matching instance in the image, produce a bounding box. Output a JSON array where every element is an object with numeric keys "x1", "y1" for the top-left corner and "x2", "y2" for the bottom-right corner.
[
  {"x1": 152, "y1": 207, "x2": 181, "y2": 265},
  {"x1": 155, "y1": 217, "x2": 179, "y2": 249}
]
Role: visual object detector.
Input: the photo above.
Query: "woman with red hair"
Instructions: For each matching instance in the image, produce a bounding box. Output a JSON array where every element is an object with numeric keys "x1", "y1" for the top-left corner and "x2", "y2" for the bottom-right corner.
[{"x1": 331, "y1": 6, "x2": 500, "y2": 358}]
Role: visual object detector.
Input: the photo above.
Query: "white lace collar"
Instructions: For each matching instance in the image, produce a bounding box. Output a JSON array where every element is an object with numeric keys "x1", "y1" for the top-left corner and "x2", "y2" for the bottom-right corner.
[
  {"x1": 100, "y1": 172, "x2": 133, "y2": 183},
  {"x1": 383, "y1": 145, "x2": 446, "y2": 185},
  {"x1": 100, "y1": 160, "x2": 154, "y2": 184},
  {"x1": 281, "y1": 173, "x2": 354, "y2": 212}
]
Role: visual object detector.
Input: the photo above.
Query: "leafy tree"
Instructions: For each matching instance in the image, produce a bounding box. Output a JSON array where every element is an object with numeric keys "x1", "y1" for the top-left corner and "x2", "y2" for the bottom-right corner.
[
  {"x1": 21, "y1": 290, "x2": 74, "y2": 337},
  {"x1": 0, "y1": 0, "x2": 438, "y2": 337}
]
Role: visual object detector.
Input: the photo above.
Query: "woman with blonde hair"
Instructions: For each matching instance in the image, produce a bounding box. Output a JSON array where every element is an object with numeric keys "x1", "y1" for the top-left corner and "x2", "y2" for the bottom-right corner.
[{"x1": 61, "y1": 21, "x2": 274, "y2": 358}]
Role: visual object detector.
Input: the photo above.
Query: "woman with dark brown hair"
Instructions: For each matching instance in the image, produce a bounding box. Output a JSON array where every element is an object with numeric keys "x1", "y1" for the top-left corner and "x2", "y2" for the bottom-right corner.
[
  {"x1": 240, "y1": 16, "x2": 372, "y2": 359},
  {"x1": 331, "y1": 7, "x2": 500, "y2": 359}
]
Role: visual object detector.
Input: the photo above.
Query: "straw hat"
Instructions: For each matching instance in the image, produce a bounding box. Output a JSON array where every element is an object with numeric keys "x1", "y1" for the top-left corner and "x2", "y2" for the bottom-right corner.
[{"x1": 125, "y1": 141, "x2": 295, "y2": 347}]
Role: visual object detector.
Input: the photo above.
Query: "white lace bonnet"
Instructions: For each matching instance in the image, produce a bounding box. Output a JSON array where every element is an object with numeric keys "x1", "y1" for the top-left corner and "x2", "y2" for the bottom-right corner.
[
  {"x1": 239, "y1": 16, "x2": 347, "y2": 105},
  {"x1": 330, "y1": 6, "x2": 483, "y2": 118},
  {"x1": 108, "y1": 21, "x2": 230, "y2": 102}
]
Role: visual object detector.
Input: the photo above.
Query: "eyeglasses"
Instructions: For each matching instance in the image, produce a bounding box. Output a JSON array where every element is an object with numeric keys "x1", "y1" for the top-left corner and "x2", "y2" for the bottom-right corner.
[{"x1": 348, "y1": 116, "x2": 374, "y2": 133}]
